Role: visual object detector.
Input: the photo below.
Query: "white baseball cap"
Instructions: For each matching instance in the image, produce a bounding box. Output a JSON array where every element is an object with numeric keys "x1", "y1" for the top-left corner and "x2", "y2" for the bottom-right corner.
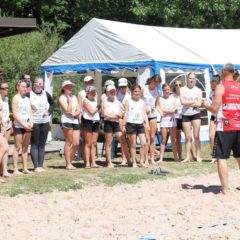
[
  {"x1": 118, "y1": 77, "x2": 128, "y2": 87},
  {"x1": 84, "y1": 76, "x2": 94, "y2": 82},
  {"x1": 104, "y1": 79, "x2": 115, "y2": 86},
  {"x1": 106, "y1": 85, "x2": 116, "y2": 92},
  {"x1": 86, "y1": 85, "x2": 97, "y2": 93},
  {"x1": 61, "y1": 80, "x2": 75, "y2": 88}
]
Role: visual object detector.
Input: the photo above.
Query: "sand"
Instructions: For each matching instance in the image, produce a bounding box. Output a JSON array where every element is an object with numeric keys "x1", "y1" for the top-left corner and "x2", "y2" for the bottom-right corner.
[{"x1": 0, "y1": 170, "x2": 240, "y2": 240}]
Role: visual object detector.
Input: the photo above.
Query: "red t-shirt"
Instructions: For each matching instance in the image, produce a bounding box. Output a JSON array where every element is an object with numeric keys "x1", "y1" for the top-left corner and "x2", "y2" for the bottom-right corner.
[{"x1": 216, "y1": 79, "x2": 240, "y2": 131}]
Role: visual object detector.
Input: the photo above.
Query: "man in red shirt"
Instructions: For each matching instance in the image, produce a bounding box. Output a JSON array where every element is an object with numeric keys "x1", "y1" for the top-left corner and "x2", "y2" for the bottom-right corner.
[{"x1": 203, "y1": 63, "x2": 240, "y2": 194}]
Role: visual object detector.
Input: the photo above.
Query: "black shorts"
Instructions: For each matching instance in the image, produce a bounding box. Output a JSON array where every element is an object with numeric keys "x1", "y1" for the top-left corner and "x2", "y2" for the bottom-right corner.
[
  {"x1": 213, "y1": 131, "x2": 240, "y2": 159},
  {"x1": 104, "y1": 120, "x2": 120, "y2": 133},
  {"x1": 148, "y1": 117, "x2": 157, "y2": 122},
  {"x1": 210, "y1": 115, "x2": 216, "y2": 122},
  {"x1": 182, "y1": 113, "x2": 201, "y2": 122},
  {"x1": 61, "y1": 122, "x2": 80, "y2": 130},
  {"x1": 82, "y1": 118, "x2": 100, "y2": 133},
  {"x1": 126, "y1": 123, "x2": 145, "y2": 135},
  {"x1": 176, "y1": 118, "x2": 183, "y2": 130},
  {"x1": 14, "y1": 127, "x2": 28, "y2": 135}
]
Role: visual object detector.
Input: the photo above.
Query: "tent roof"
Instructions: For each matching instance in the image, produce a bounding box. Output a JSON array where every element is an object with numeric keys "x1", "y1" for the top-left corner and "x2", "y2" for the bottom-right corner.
[
  {"x1": 41, "y1": 18, "x2": 240, "y2": 74},
  {"x1": 0, "y1": 17, "x2": 37, "y2": 38}
]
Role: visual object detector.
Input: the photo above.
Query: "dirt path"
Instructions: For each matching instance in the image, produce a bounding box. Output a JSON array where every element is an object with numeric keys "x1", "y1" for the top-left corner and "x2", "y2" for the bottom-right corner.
[{"x1": 0, "y1": 170, "x2": 240, "y2": 240}]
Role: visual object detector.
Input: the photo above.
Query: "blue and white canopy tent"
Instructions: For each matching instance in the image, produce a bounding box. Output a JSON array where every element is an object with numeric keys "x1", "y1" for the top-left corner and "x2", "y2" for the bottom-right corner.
[{"x1": 41, "y1": 18, "x2": 240, "y2": 142}]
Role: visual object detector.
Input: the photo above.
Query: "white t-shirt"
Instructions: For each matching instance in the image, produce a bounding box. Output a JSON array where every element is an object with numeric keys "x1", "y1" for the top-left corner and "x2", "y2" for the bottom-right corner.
[
  {"x1": 172, "y1": 93, "x2": 182, "y2": 119},
  {"x1": 82, "y1": 98, "x2": 100, "y2": 121},
  {"x1": 30, "y1": 91, "x2": 50, "y2": 124},
  {"x1": 127, "y1": 98, "x2": 145, "y2": 124},
  {"x1": 0, "y1": 97, "x2": 11, "y2": 130},
  {"x1": 61, "y1": 95, "x2": 79, "y2": 124},
  {"x1": 181, "y1": 86, "x2": 201, "y2": 116},
  {"x1": 160, "y1": 96, "x2": 176, "y2": 128},
  {"x1": 142, "y1": 86, "x2": 158, "y2": 118},
  {"x1": 14, "y1": 96, "x2": 31, "y2": 128},
  {"x1": 104, "y1": 98, "x2": 121, "y2": 122}
]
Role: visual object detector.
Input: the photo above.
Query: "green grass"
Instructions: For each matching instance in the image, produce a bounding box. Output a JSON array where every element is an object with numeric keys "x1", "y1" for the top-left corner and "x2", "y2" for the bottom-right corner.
[{"x1": 0, "y1": 144, "x2": 238, "y2": 197}]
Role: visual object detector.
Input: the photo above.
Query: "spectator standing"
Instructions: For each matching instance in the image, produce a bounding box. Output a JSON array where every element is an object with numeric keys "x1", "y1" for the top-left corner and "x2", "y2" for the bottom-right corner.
[
  {"x1": 82, "y1": 86, "x2": 101, "y2": 168},
  {"x1": 26, "y1": 77, "x2": 55, "y2": 172},
  {"x1": 158, "y1": 83, "x2": 178, "y2": 162},
  {"x1": 0, "y1": 82, "x2": 11, "y2": 177},
  {"x1": 172, "y1": 79, "x2": 184, "y2": 161},
  {"x1": 142, "y1": 75, "x2": 161, "y2": 165},
  {"x1": 58, "y1": 80, "x2": 80, "y2": 170},
  {"x1": 102, "y1": 85, "x2": 130, "y2": 167},
  {"x1": 12, "y1": 80, "x2": 33, "y2": 174},
  {"x1": 180, "y1": 72, "x2": 202, "y2": 163},
  {"x1": 123, "y1": 85, "x2": 149, "y2": 168}
]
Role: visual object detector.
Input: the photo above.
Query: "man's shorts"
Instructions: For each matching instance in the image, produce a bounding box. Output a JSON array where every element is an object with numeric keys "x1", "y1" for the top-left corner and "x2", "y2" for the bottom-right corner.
[
  {"x1": 61, "y1": 122, "x2": 80, "y2": 131},
  {"x1": 213, "y1": 131, "x2": 240, "y2": 159},
  {"x1": 82, "y1": 118, "x2": 100, "y2": 133},
  {"x1": 182, "y1": 113, "x2": 201, "y2": 122},
  {"x1": 126, "y1": 123, "x2": 145, "y2": 135},
  {"x1": 104, "y1": 120, "x2": 120, "y2": 133}
]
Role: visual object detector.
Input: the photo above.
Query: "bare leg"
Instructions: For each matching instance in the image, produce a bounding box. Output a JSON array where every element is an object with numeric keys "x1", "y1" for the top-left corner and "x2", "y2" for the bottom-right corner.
[
  {"x1": 128, "y1": 134, "x2": 137, "y2": 167},
  {"x1": 105, "y1": 132, "x2": 114, "y2": 167},
  {"x1": 1, "y1": 131, "x2": 11, "y2": 177},
  {"x1": 63, "y1": 128, "x2": 75, "y2": 169},
  {"x1": 22, "y1": 132, "x2": 32, "y2": 173},
  {"x1": 84, "y1": 131, "x2": 92, "y2": 168},
  {"x1": 138, "y1": 133, "x2": 147, "y2": 167},
  {"x1": 182, "y1": 122, "x2": 192, "y2": 162},
  {"x1": 149, "y1": 118, "x2": 157, "y2": 164},
  {"x1": 159, "y1": 127, "x2": 168, "y2": 162},
  {"x1": 116, "y1": 132, "x2": 130, "y2": 165},
  {"x1": 176, "y1": 128, "x2": 182, "y2": 161},
  {"x1": 209, "y1": 120, "x2": 217, "y2": 163},
  {"x1": 70, "y1": 130, "x2": 80, "y2": 162},
  {"x1": 90, "y1": 132, "x2": 99, "y2": 167},
  {"x1": 0, "y1": 135, "x2": 8, "y2": 174},
  {"x1": 169, "y1": 127, "x2": 178, "y2": 161},
  {"x1": 192, "y1": 119, "x2": 201, "y2": 162},
  {"x1": 12, "y1": 133, "x2": 23, "y2": 174},
  {"x1": 217, "y1": 159, "x2": 228, "y2": 194}
]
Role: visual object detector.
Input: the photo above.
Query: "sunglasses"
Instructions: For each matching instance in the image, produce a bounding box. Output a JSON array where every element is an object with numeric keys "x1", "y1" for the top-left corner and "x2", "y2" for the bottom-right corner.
[
  {"x1": 0, "y1": 87, "x2": 9, "y2": 90},
  {"x1": 175, "y1": 84, "x2": 182, "y2": 87}
]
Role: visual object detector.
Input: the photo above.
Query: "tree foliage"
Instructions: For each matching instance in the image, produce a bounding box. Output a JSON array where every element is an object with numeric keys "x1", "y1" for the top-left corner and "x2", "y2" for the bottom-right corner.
[
  {"x1": 1, "y1": 0, "x2": 240, "y2": 40},
  {"x1": 0, "y1": 29, "x2": 63, "y2": 99}
]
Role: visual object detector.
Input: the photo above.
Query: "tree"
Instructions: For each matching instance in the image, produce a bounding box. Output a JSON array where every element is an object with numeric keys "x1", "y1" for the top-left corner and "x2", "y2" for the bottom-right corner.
[{"x1": 0, "y1": 28, "x2": 63, "y2": 100}]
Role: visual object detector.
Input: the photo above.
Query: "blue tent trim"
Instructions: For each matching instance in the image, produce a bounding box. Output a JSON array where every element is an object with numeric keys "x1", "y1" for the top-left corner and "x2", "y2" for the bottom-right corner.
[{"x1": 41, "y1": 60, "x2": 237, "y2": 75}]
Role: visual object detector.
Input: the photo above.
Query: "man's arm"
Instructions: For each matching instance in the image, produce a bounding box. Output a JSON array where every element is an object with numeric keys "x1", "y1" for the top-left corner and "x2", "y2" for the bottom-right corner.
[{"x1": 202, "y1": 84, "x2": 224, "y2": 113}]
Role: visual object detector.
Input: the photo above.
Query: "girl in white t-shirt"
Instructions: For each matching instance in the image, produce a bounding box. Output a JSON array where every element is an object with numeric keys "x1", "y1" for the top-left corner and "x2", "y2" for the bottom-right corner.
[
  {"x1": 12, "y1": 81, "x2": 33, "y2": 174},
  {"x1": 0, "y1": 96, "x2": 8, "y2": 180},
  {"x1": 158, "y1": 84, "x2": 178, "y2": 162},
  {"x1": 0, "y1": 82, "x2": 11, "y2": 177},
  {"x1": 123, "y1": 85, "x2": 149, "y2": 168},
  {"x1": 82, "y1": 86, "x2": 100, "y2": 168},
  {"x1": 172, "y1": 79, "x2": 184, "y2": 161},
  {"x1": 102, "y1": 85, "x2": 130, "y2": 167},
  {"x1": 180, "y1": 72, "x2": 202, "y2": 163},
  {"x1": 142, "y1": 75, "x2": 161, "y2": 165},
  {"x1": 58, "y1": 80, "x2": 81, "y2": 170}
]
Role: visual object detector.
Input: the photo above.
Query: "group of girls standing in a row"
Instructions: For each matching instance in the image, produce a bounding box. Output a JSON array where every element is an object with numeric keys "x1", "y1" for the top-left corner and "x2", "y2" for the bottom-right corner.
[
  {"x1": 0, "y1": 72, "x2": 204, "y2": 177},
  {"x1": 58, "y1": 72, "x2": 203, "y2": 170},
  {"x1": 0, "y1": 77, "x2": 54, "y2": 177}
]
